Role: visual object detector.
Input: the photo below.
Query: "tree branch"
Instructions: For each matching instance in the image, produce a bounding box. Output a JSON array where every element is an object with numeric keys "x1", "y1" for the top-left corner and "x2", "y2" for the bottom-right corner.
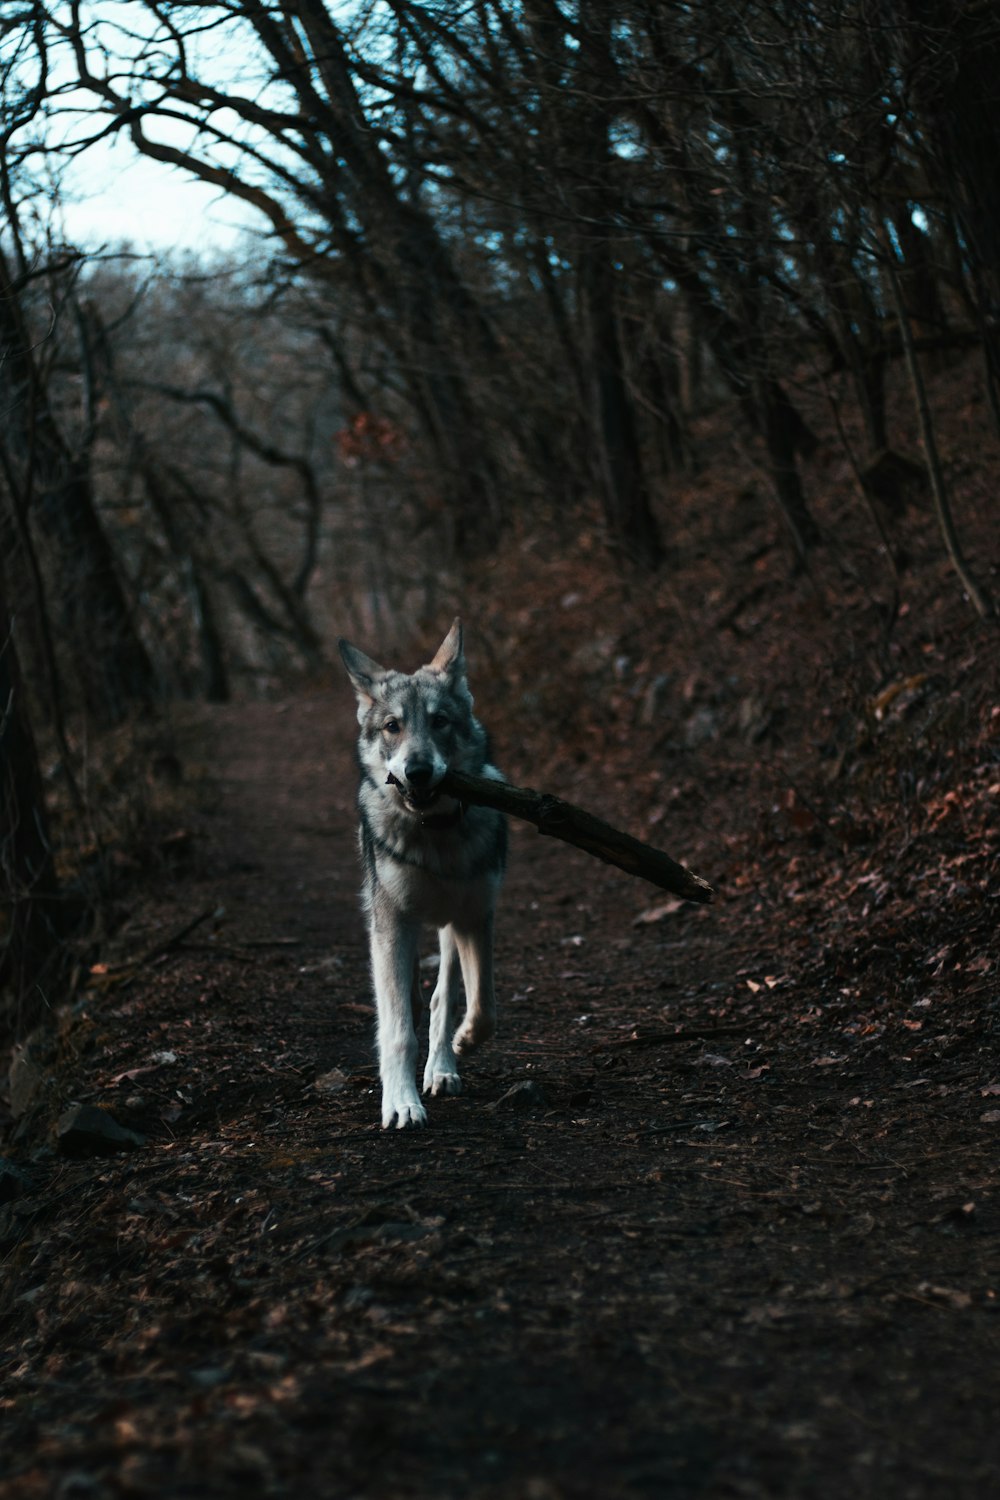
[{"x1": 437, "y1": 769, "x2": 714, "y2": 903}]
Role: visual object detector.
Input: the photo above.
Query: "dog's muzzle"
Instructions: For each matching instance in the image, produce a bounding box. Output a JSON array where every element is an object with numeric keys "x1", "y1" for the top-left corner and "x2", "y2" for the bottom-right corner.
[
  {"x1": 386, "y1": 769, "x2": 439, "y2": 808},
  {"x1": 386, "y1": 771, "x2": 464, "y2": 829}
]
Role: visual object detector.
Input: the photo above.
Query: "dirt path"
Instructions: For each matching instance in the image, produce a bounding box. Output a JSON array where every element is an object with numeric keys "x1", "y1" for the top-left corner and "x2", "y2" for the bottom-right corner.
[{"x1": 2, "y1": 693, "x2": 999, "y2": 1499}]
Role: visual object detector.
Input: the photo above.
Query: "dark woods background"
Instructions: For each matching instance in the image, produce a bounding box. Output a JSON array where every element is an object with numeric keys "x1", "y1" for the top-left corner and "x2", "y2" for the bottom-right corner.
[{"x1": 2, "y1": 1, "x2": 999, "y2": 1032}]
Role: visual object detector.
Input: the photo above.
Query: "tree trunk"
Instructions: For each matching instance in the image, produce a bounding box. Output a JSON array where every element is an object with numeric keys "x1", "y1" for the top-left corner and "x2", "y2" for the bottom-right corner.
[
  {"x1": 80, "y1": 302, "x2": 232, "y2": 704},
  {"x1": 0, "y1": 250, "x2": 157, "y2": 726},
  {"x1": 0, "y1": 577, "x2": 65, "y2": 1011},
  {"x1": 581, "y1": 253, "x2": 666, "y2": 568},
  {"x1": 881, "y1": 226, "x2": 992, "y2": 618},
  {"x1": 752, "y1": 378, "x2": 822, "y2": 559},
  {"x1": 575, "y1": 0, "x2": 665, "y2": 570},
  {"x1": 283, "y1": 0, "x2": 508, "y2": 553},
  {"x1": 33, "y1": 463, "x2": 159, "y2": 721}
]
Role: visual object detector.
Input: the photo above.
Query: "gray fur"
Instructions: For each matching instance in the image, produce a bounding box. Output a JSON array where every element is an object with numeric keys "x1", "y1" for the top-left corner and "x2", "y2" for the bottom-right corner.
[{"x1": 338, "y1": 618, "x2": 506, "y2": 1128}]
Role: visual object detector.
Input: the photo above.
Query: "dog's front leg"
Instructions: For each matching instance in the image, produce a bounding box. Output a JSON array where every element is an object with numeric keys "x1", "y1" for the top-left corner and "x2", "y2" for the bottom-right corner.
[
  {"x1": 423, "y1": 925, "x2": 463, "y2": 1096},
  {"x1": 369, "y1": 906, "x2": 427, "y2": 1128},
  {"x1": 452, "y1": 914, "x2": 498, "y2": 1056}
]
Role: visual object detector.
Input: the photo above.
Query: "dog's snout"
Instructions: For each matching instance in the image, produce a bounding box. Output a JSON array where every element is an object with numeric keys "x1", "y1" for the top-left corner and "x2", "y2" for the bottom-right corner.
[{"x1": 405, "y1": 760, "x2": 434, "y2": 789}]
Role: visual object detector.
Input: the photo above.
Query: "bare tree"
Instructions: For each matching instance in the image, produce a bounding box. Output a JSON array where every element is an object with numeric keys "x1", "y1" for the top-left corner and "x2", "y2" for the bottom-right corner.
[{"x1": 14, "y1": 0, "x2": 997, "y2": 606}]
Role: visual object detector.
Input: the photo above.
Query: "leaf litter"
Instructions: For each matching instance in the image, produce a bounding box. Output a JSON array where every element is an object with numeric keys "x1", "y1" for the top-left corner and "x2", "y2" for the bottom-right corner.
[{"x1": 3, "y1": 445, "x2": 1000, "y2": 1497}]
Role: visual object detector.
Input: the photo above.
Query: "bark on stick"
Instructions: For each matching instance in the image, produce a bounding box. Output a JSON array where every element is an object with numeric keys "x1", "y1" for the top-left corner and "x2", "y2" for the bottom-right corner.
[{"x1": 439, "y1": 769, "x2": 713, "y2": 903}]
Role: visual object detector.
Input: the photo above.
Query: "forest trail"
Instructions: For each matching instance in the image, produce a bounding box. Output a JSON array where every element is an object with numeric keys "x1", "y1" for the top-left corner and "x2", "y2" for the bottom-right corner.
[{"x1": 3, "y1": 690, "x2": 999, "y2": 1500}]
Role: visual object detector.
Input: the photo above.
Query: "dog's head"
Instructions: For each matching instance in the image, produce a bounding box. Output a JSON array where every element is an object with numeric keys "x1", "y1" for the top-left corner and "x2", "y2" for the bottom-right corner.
[{"x1": 338, "y1": 618, "x2": 474, "y2": 812}]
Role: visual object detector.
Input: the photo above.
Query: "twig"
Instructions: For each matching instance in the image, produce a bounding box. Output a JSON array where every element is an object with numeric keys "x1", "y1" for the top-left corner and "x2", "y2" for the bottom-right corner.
[
  {"x1": 110, "y1": 900, "x2": 218, "y2": 972},
  {"x1": 134, "y1": 906, "x2": 218, "y2": 966},
  {"x1": 96, "y1": 907, "x2": 219, "y2": 983}
]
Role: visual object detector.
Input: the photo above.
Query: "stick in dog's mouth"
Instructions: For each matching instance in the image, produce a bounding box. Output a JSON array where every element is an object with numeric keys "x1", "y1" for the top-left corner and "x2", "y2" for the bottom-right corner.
[{"x1": 385, "y1": 771, "x2": 442, "y2": 810}]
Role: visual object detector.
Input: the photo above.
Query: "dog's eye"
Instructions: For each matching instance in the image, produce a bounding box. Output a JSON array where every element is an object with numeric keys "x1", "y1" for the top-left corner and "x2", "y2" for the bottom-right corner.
[
  {"x1": 383, "y1": 718, "x2": 401, "y2": 735},
  {"x1": 431, "y1": 712, "x2": 450, "y2": 729}
]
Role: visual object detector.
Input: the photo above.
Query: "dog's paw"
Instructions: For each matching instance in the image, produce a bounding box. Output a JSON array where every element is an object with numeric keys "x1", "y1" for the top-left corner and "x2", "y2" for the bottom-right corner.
[
  {"x1": 453, "y1": 1012, "x2": 496, "y2": 1055},
  {"x1": 423, "y1": 1067, "x2": 463, "y2": 1097},
  {"x1": 382, "y1": 1094, "x2": 428, "y2": 1129}
]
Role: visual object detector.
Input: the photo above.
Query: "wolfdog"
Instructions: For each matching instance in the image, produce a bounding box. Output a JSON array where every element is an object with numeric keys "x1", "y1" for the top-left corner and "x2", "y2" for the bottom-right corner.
[{"x1": 338, "y1": 619, "x2": 507, "y2": 1128}]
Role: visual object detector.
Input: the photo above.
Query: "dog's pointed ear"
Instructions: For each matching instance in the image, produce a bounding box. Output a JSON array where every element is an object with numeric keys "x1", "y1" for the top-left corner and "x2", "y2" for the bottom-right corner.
[
  {"x1": 338, "y1": 638, "x2": 385, "y2": 711},
  {"x1": 427, "y1": 617, "x2": 464, "y2": 680}
]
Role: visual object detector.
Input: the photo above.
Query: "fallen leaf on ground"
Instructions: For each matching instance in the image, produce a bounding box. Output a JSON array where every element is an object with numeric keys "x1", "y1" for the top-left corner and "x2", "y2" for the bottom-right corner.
[
  {"x1": 915, "y1": 1283, "x2": 973, "y2": 1310},
  {"x1": 633, "y1": 898, "x2": 684, "y2": 925}
]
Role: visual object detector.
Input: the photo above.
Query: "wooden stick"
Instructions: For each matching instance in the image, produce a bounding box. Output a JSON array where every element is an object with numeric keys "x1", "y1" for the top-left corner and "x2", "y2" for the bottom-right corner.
[{"x1": 438, "y1": 769, "x2": 714, "y2": 903}]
